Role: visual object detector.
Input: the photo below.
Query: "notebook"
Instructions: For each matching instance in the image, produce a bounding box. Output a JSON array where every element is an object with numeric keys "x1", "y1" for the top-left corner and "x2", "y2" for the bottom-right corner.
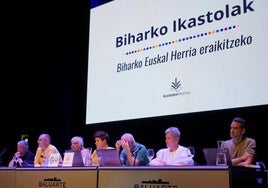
[
  {"x1": 62, "y1": 150, "x2": 84, "y2": 167},
  {"x1": 96, "y1": 149, "x2": 121, "y2": 166},
  {"x1": 203, "y1": 148, "x2": 232, "y2": 166}
]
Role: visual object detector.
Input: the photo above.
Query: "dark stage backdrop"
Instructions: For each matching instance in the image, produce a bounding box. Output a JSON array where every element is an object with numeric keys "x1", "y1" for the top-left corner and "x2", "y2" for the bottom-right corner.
[{"x1": 2, "y1": 0, "x2": 267, "y2": 167}]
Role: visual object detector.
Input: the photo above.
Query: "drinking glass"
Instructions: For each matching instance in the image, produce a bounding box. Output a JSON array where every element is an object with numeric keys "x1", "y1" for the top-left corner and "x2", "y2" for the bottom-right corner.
[
  {"x1": 216, "y1": 149, "x2": 227, "y2": 166},
  {"x1": 85, "y1": 147, "x2": 92, "y2": 166},
  {"x1": 147, "y1": 149, "x2": 155, "y2": 161}
]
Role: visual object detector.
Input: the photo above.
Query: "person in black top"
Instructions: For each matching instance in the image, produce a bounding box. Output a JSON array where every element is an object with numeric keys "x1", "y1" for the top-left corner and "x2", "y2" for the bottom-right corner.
[{"x1": 8, "y1": 140, "x2": 34, "y2": 167}]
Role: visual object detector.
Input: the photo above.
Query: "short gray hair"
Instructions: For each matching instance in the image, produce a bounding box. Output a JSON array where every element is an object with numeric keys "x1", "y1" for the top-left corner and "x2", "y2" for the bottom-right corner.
[
  {"x1": 165, "y1": 127, "x2": 181, "y2": 137},
  {"x1": 17, "y1": 140, "x2": 29, "y2": 150},
  {"x1": 71, "y1": 136, "x2": 84, "y2": 148}
]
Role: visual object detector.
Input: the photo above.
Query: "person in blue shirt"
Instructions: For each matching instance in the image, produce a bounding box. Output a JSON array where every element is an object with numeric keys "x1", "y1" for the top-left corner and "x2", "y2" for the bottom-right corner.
[{"x1": 115, "y1": 133, "x2": 149, "y2": 166}]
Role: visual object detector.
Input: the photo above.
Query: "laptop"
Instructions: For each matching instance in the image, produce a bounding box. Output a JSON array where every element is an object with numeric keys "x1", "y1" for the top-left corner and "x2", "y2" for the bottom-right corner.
[
  {"x1": 96, "y1": 149, "x2": 121, "y2": 166},
  {"x1": 62, "y1": 150, "x2": 84, "y2": 167},
  {"x1": 203, "y1": 148, "x2": 232, "y2": 166}
]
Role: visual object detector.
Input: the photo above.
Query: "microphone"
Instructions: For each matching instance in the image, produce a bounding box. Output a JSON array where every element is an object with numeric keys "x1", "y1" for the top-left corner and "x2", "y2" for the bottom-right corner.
[{"x1": 132, "y1": 147, "x2": 141, "y2": 156}]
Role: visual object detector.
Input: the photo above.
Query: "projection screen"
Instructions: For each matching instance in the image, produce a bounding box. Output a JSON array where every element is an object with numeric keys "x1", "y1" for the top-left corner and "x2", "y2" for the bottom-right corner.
[{"x1": 86, "y1": 0, "x2": 268, "y2": 124}]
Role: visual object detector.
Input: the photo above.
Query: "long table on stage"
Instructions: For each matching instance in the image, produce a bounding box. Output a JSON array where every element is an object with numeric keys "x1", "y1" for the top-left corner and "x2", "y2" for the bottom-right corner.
[
  {"x1": 0, "y1": 165, "x2": 266, "y2": 188},
  {"x1": 0, "y1": 167, "x2": 16, "y2": 188},
  {"x1": 98, "y1": 166, "x2": 230, "y2": 188},
  {"x1": 0, "y1": 166, "x2": 98, "y2": 188}
]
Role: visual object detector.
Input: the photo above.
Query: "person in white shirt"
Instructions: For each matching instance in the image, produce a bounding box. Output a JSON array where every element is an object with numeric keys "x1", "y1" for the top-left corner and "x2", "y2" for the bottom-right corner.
[{"x1": 149, "y1": 127, "x2": 194, "y2": 166}]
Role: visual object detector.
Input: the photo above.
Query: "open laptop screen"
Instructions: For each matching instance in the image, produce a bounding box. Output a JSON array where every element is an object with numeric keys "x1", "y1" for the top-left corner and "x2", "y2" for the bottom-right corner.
[
  {"x1": 96, "y1": 149, "x2": 121, "y2": 166},
  {"x1": 62, "y1": 150, "x2": 84, "y2": 167}
]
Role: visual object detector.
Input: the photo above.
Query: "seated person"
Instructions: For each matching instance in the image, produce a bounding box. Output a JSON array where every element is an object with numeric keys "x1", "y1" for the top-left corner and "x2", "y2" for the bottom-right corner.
[
  {"x1": 221, "y1": 117, "x2": 256, "y2": 166},
  {"x1": 92, "y1": 130, "x2": 114, "y2": 166},
  {"x1": 70, "y1": 136, "x2": 91, "y2": 165},
  {"x1": 34, "y1": 133, "x2": 62, "y2": 167},
  {"x1": 115, "y1": 133, "x2": 149, "y2": 166},
  {"x1": 8, "y1": 140, "x2": 34, "y2": 167},
  {"x1": 150, "y1": 127, "x2": 194, "y2": 166}
]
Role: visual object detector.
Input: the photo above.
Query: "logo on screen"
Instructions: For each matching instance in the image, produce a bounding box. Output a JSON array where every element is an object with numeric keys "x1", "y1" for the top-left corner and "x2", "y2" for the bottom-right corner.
[
  {"x1": 163, "y1": 78, "x2": 190, "y2": 98},
  {"x1": 171, "y1": 78, "x2": 182, "y2": 92}
]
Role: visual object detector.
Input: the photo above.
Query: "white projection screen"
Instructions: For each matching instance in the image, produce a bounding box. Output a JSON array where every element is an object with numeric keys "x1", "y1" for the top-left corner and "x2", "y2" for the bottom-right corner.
[{"x1": 86, "y1": 0, "x2": 268, "y2": 125}]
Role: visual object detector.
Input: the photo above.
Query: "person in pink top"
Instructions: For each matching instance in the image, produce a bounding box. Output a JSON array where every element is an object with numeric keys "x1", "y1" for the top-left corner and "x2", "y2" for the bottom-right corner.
[{"x1": 70, "y1": 136, "x2": 91, "y2": 165}]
